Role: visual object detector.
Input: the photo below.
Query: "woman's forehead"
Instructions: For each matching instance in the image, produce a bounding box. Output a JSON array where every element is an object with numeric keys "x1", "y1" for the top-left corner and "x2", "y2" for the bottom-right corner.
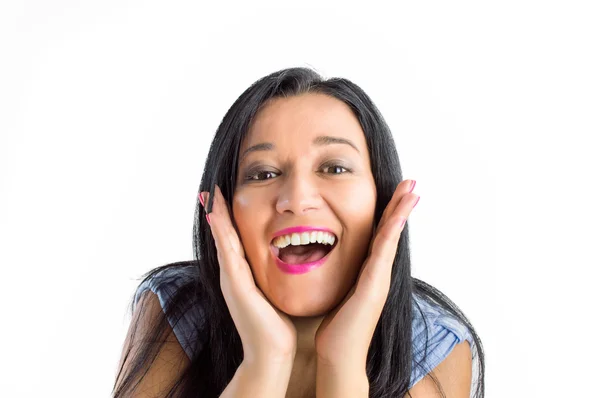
[{"x1": 242, "y1": 93, "x2": 366, "y2": 152}]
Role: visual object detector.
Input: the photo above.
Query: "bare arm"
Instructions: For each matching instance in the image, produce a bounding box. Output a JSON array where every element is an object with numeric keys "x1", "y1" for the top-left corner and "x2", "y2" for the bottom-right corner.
[
  {"x1": 405, "y1": 340, "x2": 473, "y2": 398},
  {"x1": 114, "y1": 291, "x2": 190, "y2": 397}
]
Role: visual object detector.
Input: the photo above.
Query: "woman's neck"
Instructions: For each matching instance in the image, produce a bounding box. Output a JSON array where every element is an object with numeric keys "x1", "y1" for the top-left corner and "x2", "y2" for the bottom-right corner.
[
  {"x1": 286, "y1": 315, "x2": 324, "y2": 398},
  {"x1": 289, "y1": 314, "x2": 324, "y2": 362}
]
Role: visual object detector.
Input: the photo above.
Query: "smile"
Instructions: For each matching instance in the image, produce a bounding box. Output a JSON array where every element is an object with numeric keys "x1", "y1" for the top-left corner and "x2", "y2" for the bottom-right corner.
[{"x1": 269, "y1": 227, "x2": 338, "y2": 275}]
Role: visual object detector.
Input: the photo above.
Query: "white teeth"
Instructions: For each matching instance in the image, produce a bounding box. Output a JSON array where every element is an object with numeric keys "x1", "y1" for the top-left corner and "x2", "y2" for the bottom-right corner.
[
  {"x1": 300, "y1": 232, "x2": 310, "y2": 245},
  {"x1": 291, "y1": 234, "x2": 300, "y2": 246},
  {"x1": 273, "y1": 231, "x2": 336, "y2": 249}
]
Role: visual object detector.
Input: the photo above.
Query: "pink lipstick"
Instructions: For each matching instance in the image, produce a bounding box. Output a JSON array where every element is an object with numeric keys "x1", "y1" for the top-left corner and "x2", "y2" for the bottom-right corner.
[{"x1": 270, "y1": 245, "x2": 334, "y2": 275}]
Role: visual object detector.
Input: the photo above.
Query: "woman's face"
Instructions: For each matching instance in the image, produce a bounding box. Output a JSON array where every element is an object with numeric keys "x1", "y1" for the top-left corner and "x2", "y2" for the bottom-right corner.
[{"x1": 232, "y1": 93, "x2": 377, "y2": 317}]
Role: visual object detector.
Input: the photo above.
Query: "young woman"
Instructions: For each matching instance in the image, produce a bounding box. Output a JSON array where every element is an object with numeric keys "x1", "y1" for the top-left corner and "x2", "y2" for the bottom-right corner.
[{"x1": 113, "y1": 67, "x2": 485, "y2": 397}]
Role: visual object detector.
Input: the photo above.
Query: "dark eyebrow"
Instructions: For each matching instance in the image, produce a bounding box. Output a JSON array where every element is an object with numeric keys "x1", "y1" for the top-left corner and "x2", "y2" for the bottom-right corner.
[
  {"x1": 312, "y1": 135, "x2": 359, "y2": 152},
  {"x1": 240, "y1": 135, "x2": 359, "y2": 162},
  {"x1": 240, "y1": 142, "x2": 274, "y2": 162}
]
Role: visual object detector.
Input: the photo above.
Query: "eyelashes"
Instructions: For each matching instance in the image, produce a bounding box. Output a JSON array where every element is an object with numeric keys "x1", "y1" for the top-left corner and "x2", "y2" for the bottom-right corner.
[
  {"x1": 321, "y1": 164, "x2": 349, "y2": 175},
  {"x1": 246, "y1": 170, "x2": 277, "y2": 181},
  {"x1": 244, "y1": 162, "x2": 352, "y2": 182}
]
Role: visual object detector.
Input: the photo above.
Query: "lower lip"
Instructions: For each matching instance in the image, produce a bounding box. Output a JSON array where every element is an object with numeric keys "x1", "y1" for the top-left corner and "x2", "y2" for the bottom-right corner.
[{"x1": 272, "y1": 247, "x2": 334, "y2": 275}]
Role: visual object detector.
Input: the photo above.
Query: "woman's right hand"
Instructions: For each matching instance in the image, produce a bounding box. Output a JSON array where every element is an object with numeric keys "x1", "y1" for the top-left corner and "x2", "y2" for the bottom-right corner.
[{"x1": 200, "y1": 185, "x2": 297, "y2": 365}]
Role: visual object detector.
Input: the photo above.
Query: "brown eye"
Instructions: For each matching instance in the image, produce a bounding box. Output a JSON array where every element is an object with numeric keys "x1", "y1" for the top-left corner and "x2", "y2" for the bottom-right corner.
[
  {"x1": 322, "y1": 164, "x2": 349, "y2": 175},
  {"x1": 246, "y1": 170, "x2": 278, "y2": 181}
]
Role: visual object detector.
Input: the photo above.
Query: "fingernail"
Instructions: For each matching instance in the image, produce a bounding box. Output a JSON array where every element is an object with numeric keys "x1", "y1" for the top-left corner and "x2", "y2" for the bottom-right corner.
[
  {"x1": 206, "y1": 214, "x2": 211, "y2": 224},
  {"x1": 409, "y1": 180, "x2": 416, "y2": 193},
  {"x1": 399, "y1": 216, "x2": 407, "y2": 229},
  {"x1": 412, "y1": 196, "x2": 420, "y2": 209},
  {"x1": 199, "y1": 193, "x2": 205, "y2": 207}
]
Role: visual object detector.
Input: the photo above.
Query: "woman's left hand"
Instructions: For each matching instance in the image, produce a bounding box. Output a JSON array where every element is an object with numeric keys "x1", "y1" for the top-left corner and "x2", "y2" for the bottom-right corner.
[{"x1": 314, "y1": 179, "x2": 419, "y2": 385}]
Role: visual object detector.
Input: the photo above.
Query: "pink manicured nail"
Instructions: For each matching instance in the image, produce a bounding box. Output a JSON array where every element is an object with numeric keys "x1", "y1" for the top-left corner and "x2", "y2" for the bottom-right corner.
[
  {"x1": 409, "y1": 180, "x2": 416, "y2": 193},
  {"x1": 399, "y1": 216, "x2": 407, "y2": 229},
  {"x1": 199, "y1": 193, "x2": 205, "y2": 207},
  {"x1": 206, "y1": 214, "x2": 211, "y2": 224},
  {"x1": 412, "y1": 196, "x2": 420, "y2": 209}
]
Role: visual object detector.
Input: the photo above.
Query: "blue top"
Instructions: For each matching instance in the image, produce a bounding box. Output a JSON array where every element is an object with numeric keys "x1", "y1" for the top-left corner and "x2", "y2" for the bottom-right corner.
[{"x1": 134, "y1": 265, "x2": 474, "y2": 388}]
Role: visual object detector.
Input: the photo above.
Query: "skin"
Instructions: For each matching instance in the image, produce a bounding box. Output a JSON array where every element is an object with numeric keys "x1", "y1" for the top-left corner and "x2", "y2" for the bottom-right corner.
[
  {"x1": 201, "y1": 92, "x2": 471, "y2": 397},
  {"x1": 233, "y1": 91, "x2": 376, "y2": 349},
  {"x1": 231, "y1": 93, "x2": 379, "y2": 394}
]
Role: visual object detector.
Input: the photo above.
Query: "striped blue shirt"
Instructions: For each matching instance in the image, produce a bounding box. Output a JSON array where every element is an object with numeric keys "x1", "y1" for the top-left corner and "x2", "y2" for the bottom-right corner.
[{"x1": 134, "y1": 265, "x2": 474, "y2": 388}]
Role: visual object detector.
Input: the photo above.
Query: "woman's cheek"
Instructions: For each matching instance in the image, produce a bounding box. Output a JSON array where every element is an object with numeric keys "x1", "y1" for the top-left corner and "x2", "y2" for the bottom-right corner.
[
  {"x1": 232, "y1": 191, "x2": 273, "y2": 270},
  {"x1": 232, "y1": 191, "x2": 256, "y2": 230},
  {"x1": 334, "y1": 180, "x2": 377, "y2": 216},
  {"x1": 232, "y1": 193, "x2": 259, "y2": 254}
]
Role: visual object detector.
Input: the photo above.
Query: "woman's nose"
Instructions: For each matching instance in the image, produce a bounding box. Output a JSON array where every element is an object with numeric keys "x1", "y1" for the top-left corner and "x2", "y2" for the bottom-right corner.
[{"x1": 275, "y1": 173, "x2": 321, "y2": 215}]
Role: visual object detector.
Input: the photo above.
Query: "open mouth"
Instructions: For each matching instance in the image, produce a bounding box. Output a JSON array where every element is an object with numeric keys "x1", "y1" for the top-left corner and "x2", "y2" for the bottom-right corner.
[{"x1": 270, "y1": 232, "x2": 338, "y2": 265}]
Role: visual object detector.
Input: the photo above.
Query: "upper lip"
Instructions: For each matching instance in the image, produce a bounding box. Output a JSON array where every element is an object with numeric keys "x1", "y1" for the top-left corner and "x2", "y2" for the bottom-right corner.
[{"x1": 271, "y1": 226, "x2": 337, "y2": 243}]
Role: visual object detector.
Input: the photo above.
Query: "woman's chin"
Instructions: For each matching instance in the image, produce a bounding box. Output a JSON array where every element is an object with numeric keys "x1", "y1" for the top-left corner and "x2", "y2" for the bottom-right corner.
[
  {"x1": 281, "y1": 305, "x2": 329, "y2": 318},
  {"x1": 271, "y1": 294, "x2": 343, "y2": 317}
]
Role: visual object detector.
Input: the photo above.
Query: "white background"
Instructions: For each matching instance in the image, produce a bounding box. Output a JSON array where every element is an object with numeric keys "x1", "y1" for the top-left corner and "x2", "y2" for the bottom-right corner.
[{"x1": 1, "y1": 1, "x2": 598, "y2": 397}]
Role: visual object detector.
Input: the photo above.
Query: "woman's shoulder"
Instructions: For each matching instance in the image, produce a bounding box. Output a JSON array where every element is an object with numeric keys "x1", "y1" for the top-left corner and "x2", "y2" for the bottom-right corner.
[
  {"x1": 133, "y1": 262, "x2": 205, "y2": 361},
  {"x1": 133, "y1": 262, "x2": 200, "y2": 307},
  {"x1": 409, "y1": 292, "x2": 474, "y2": 388}
]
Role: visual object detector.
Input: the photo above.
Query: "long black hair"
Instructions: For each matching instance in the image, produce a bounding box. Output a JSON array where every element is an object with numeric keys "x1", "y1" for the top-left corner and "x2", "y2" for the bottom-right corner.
[{"x1": 112, "y1": 66, "x2": 485, "y2": 397}]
